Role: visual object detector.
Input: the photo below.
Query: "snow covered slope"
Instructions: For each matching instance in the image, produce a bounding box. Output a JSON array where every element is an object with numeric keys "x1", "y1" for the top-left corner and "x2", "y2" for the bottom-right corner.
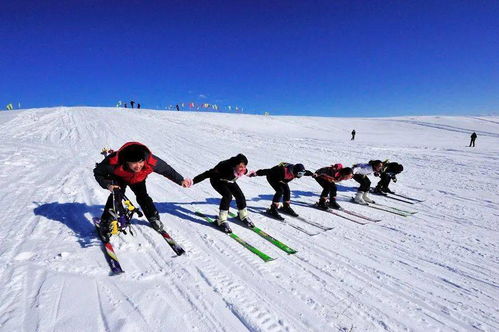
[{"x1": 0, "y1": 107, "x2": 498, "y2": 331}]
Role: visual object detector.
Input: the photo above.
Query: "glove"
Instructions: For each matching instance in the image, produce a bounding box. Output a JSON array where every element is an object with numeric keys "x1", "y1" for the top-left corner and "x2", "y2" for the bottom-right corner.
[
  {"x1": 374, "y1": 172, "x2": 380, "y2": 177},
  {"x1": 181, "y1": 178, "x2": 193, "y2": 188},
  {"x1": 247, "y1": 170, "x2": 257, "y2": 177}
]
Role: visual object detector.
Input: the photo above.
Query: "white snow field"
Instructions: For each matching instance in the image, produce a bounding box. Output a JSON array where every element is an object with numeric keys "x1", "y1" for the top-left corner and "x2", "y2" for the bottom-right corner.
[{"x1": 0, "y1": 107, "x2": 498, "y2": 332}]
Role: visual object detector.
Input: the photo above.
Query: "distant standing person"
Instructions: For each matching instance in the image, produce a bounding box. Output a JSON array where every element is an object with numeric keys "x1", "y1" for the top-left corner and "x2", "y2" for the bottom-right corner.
[
  {"x1": 124, "y1": 103, "x2": 127, "y2": 108},
  {"x1": 176, "y1": 104, "x2": 180, "y2": 111},
  {"x1": 130, "y1": 101, "x2": 135, "y2": 108},
  {"x1": 137, "y1": 103, "x2": 141, "y2": 109},
  {"x1": 469, "y1": 132, "x2": 477, "y2": 147},
  {"x1": 351, "y1": 130, "x2": 356, "y2": 140}
]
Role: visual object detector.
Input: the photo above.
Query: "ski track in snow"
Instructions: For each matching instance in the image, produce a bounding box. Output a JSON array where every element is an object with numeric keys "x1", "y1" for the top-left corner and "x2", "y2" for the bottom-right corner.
[{"x1": 0, "y1": 107, "x2": 498, "y2": 331}]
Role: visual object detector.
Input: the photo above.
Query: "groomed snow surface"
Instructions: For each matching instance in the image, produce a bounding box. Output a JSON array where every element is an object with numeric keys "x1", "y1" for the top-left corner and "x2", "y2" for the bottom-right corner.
[{"x1": 0, "y1": 107, "x2": 498, "y2": 331}]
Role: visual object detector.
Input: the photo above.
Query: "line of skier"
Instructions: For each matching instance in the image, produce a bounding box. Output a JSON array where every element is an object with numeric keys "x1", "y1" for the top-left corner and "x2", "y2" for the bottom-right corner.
[{"x1": 94, "y1": 142, "x2": 404, "y2": 238}]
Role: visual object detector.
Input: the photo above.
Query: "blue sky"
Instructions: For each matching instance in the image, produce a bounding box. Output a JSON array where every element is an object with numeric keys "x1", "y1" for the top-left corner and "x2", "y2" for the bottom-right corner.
[{"x1": 1, "y1": 0, "x2": 498, "y2": 116}]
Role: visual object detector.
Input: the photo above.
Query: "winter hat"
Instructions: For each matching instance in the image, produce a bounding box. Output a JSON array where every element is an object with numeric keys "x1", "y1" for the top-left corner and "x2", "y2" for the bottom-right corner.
[
  {"x1": 368, "y1": 160, "x2": 383, "y2": 167},
  {"x1": 292, "y1": 163, "x2": 306, "y2": 177},
  {"x1": 120, "y1": 144, "x2": 148, "y2": 162},
  {"x1": 394, "y1": 164, "x2": 404, "y2": 173},
  {"x1": 233, "y1": 153, "x2": 248, "y2": 165},
  {"x1": 338, "y1": 167, "x2": 353, "y2": 177}
]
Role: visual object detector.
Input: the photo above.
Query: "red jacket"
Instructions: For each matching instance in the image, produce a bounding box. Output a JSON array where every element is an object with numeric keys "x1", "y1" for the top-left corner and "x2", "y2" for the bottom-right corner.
[{"x1": 94, "y1": 142, "x2": 184, "y2": 188}]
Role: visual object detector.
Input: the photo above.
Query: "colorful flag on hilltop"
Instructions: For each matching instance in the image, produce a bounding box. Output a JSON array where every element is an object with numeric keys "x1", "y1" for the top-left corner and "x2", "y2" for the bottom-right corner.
[{"x1": 6, "y1": 103, "x2": 13, "y2": 110}]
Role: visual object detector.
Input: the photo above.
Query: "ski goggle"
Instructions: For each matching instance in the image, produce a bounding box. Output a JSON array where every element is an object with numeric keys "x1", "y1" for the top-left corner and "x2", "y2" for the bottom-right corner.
[{"x1": 296, "y1": 171, "x2": 306, "y2": 177}]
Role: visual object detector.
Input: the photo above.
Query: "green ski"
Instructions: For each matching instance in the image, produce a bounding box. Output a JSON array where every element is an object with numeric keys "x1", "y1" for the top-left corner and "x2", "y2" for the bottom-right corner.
[
  {"x1": 194, "y1": 211, "x2": 275, "y2": 262},
  {"x1": 228, "y1": 212, "x2": 297, "y2": 254}
]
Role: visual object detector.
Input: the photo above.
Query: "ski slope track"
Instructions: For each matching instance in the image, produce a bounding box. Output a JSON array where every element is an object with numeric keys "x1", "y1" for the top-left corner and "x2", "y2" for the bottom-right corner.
[{"x1": 0, "y1": 107, "x2": 498, "y2": 331}]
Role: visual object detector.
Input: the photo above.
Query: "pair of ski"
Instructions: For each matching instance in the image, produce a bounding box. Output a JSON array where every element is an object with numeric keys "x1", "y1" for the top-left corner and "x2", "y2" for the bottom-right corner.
[
  {"x1": 93, "y1": 217, "x2": 185, "y2": 275},
  {"x1": 310, "y1": 204, "x2": 381, "y2": 225},
  {"x1": 194, "y1": 210, "x2": 297, "y2": 263},
  {"x1": 369, "y1": 189, "x2": 424, "y2": 205},
  {"x1": 349, "y1": 199, "x2": 417, "y2": 217},
  {"x1": 264, "y1": 208, "x2": 335, "y2": 234}
]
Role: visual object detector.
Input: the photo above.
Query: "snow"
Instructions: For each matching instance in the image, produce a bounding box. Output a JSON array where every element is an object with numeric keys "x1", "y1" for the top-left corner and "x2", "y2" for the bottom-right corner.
[{"x1": 0, "y1": 106, "x2": 498, "y2": 331}]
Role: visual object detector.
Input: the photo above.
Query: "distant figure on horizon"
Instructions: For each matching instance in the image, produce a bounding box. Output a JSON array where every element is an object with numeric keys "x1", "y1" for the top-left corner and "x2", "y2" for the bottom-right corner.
[
  {"x1": 176, "y1": 104, "x2": 180, "y2": 111},
  {"x1": 351, "y1": 130, "x2": 356, "y2": 140},
  {"x1": 469, "y1": 132, "x2": 477, "y2": 147},
  {"x1": 124, "y1": 103, "x2": 127, "y2": 108},
  {"x1": 130, "y1": 101, "x2": 135, "y2": 109},
  {"x1": 137, "y1": 103, "x2": 141, "y2": 109}
]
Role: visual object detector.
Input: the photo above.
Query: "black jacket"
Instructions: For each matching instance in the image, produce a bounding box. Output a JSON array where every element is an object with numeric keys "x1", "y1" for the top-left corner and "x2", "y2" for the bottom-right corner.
[{"x1": 193, "y1": 155, "x2": 248, "y2": 184}]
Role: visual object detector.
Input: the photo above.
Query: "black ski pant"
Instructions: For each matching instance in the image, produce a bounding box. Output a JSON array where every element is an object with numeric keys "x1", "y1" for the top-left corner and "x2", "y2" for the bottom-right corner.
[
  {"x1": 315, "y1": 177, "x2": 337, "y2": 199},
  {"x1": 469, "y1": 138, "x2": 476, "y2": 147},
  {"x1": 101, "y1": 180, "x2": 157, "y2": 221},
  {"x1": 268, "y1": 177, "x2": 291, "y2": 204},
  {"x1": 210, "y1": 178, "x2": 246, "y2": 211},
  {"x1": 375, "y1": 173, "x2": 392, "y2": 191},
  {"x1": 353, "y1": 174, "x2": 371, "y2": 192}
]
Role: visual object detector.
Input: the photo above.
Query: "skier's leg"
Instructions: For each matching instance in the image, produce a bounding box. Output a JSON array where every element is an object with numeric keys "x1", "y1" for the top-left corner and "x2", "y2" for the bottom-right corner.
[
  {"x1": 210, "y1": 179, "x2": 233, "y2": 226},
  {"x1": 315, "y1": 177, "x2": 329, "y2": 208},
  {"x1": 328, "y1": 182, "x2": 341, "y2": 209},
  {"x1": 130, "y1": 181, "x2": 163, "y2": 231}
]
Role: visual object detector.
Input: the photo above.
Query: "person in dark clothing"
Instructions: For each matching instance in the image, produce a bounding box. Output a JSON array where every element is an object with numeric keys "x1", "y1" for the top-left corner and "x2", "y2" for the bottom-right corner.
[
  {"x1": 176, "y1": 104, "x2": 180, "y2": 111},
  {"x1": 314, "y1": 164, "x2": 353, "y2": 210},
  {"x1": 130, "y1": 101, "x2": 135, "y2": 108},
  {"x1": 352, "y1": 160, "x2": 383, "y2": 204},
  {"x1": 94, "y1": 142, "x2": 192, "y2": 241},
  {"x1": 124, "y1": 103, "x2": 127, "y2": 108},
  {"x1": 137, "y1": 103, "x2": 141, "y2": 109},
  {"x1": 469, "y1": 132, "x2": 477, "y2": 147},
  {"x1": 351, "y1": 130, "x2": 356, "y2": 140},
  {"x1": 374, "y1": 162, "x2": 404, "y2": 194},
  {"x1": 193, "y1": 154, "x2": 252, "y2": 233},
  {"x1": 250, "y1": 162, "x2": 313, "y2": 218}
]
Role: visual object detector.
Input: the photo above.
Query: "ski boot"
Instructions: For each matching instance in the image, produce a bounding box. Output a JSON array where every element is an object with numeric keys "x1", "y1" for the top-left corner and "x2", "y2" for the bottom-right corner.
[
  {"x1": 316, "y1": 198, "x2": 329, "y2": 210},
  {"x1": 238, "y1": 208, "x2": 255, "y2": 228},
  {"x1": 98, "y1": 217, "x2": 113, "y2": 242},
  {"x1": 353, "y1": 191, "x2": 368, "y2": 205},
  {"x1": 328, "y1": 198, "x2": 341, "y2": 210},
  {"x1": 148, "y1": 212, "x2": 164, "y2": 232},
  {"x1": 216, "y1": 210, "x2": 232, "y2": 233},
  {"x1": 279, "y1": 203, "x2": 299, "y2": 217},
  {"x1": 373, "y1": 187, "x2": 388, "y2": 196},
  {"x1": 362, "y1": 192, "x2": 375, "y2": 204},
  {"x1": 266, "y1": 204, "x2": 284, "y2": 220}
]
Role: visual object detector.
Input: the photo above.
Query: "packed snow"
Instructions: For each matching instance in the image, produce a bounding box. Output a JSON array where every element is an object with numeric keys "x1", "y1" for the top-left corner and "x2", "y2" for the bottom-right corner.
[{"x1": 0, "y1": 107, "x2": 498, "y2": 331}]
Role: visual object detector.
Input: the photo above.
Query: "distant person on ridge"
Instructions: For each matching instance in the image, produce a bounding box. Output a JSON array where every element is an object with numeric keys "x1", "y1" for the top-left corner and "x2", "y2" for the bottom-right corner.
[
  {"x1": 176, "y1": 104, "x2": 180, "y2": 111},
  {"x1": 314, "y1": 164, "x2": 353, "y2": 210},
  {"x1": 469, "y1": 132, "x2": 477, "y2": 147},
  {"x1": 93, "y1": 142, "x2": 192, "y2": 242},
  {"x1": 351, "y1": 130, "x2": 356, "y2": 140},
  {"x1": 250, "y1": 162, "x2": 313, "y2": 219},
  {"x1": 137, "y1": 103, "x2": 141, "y2": 109},
  {"x1": 130, "y1": 101, "x2": 135, "y2": 108},
  {"x1": 352, "y1": 160, "x2": 383, "y2": 205},
  {"x1": 193, "y1": 154, "x2": 253, "y2": 233},
  {"x1": 373, "y1": 161, "x2": 404, "y2": 195}
]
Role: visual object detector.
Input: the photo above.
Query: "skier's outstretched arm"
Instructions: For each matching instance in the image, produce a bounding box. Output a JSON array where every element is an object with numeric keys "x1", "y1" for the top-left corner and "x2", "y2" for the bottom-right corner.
[{"x1": 153, "y1": 155, "x2": 189, "y2": 186}]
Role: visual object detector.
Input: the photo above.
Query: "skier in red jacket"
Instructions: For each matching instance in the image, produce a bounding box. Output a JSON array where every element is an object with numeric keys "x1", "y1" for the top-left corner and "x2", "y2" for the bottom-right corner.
[{"x1": 94, "y1": 142, "x2": 192, "y2": 241}]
